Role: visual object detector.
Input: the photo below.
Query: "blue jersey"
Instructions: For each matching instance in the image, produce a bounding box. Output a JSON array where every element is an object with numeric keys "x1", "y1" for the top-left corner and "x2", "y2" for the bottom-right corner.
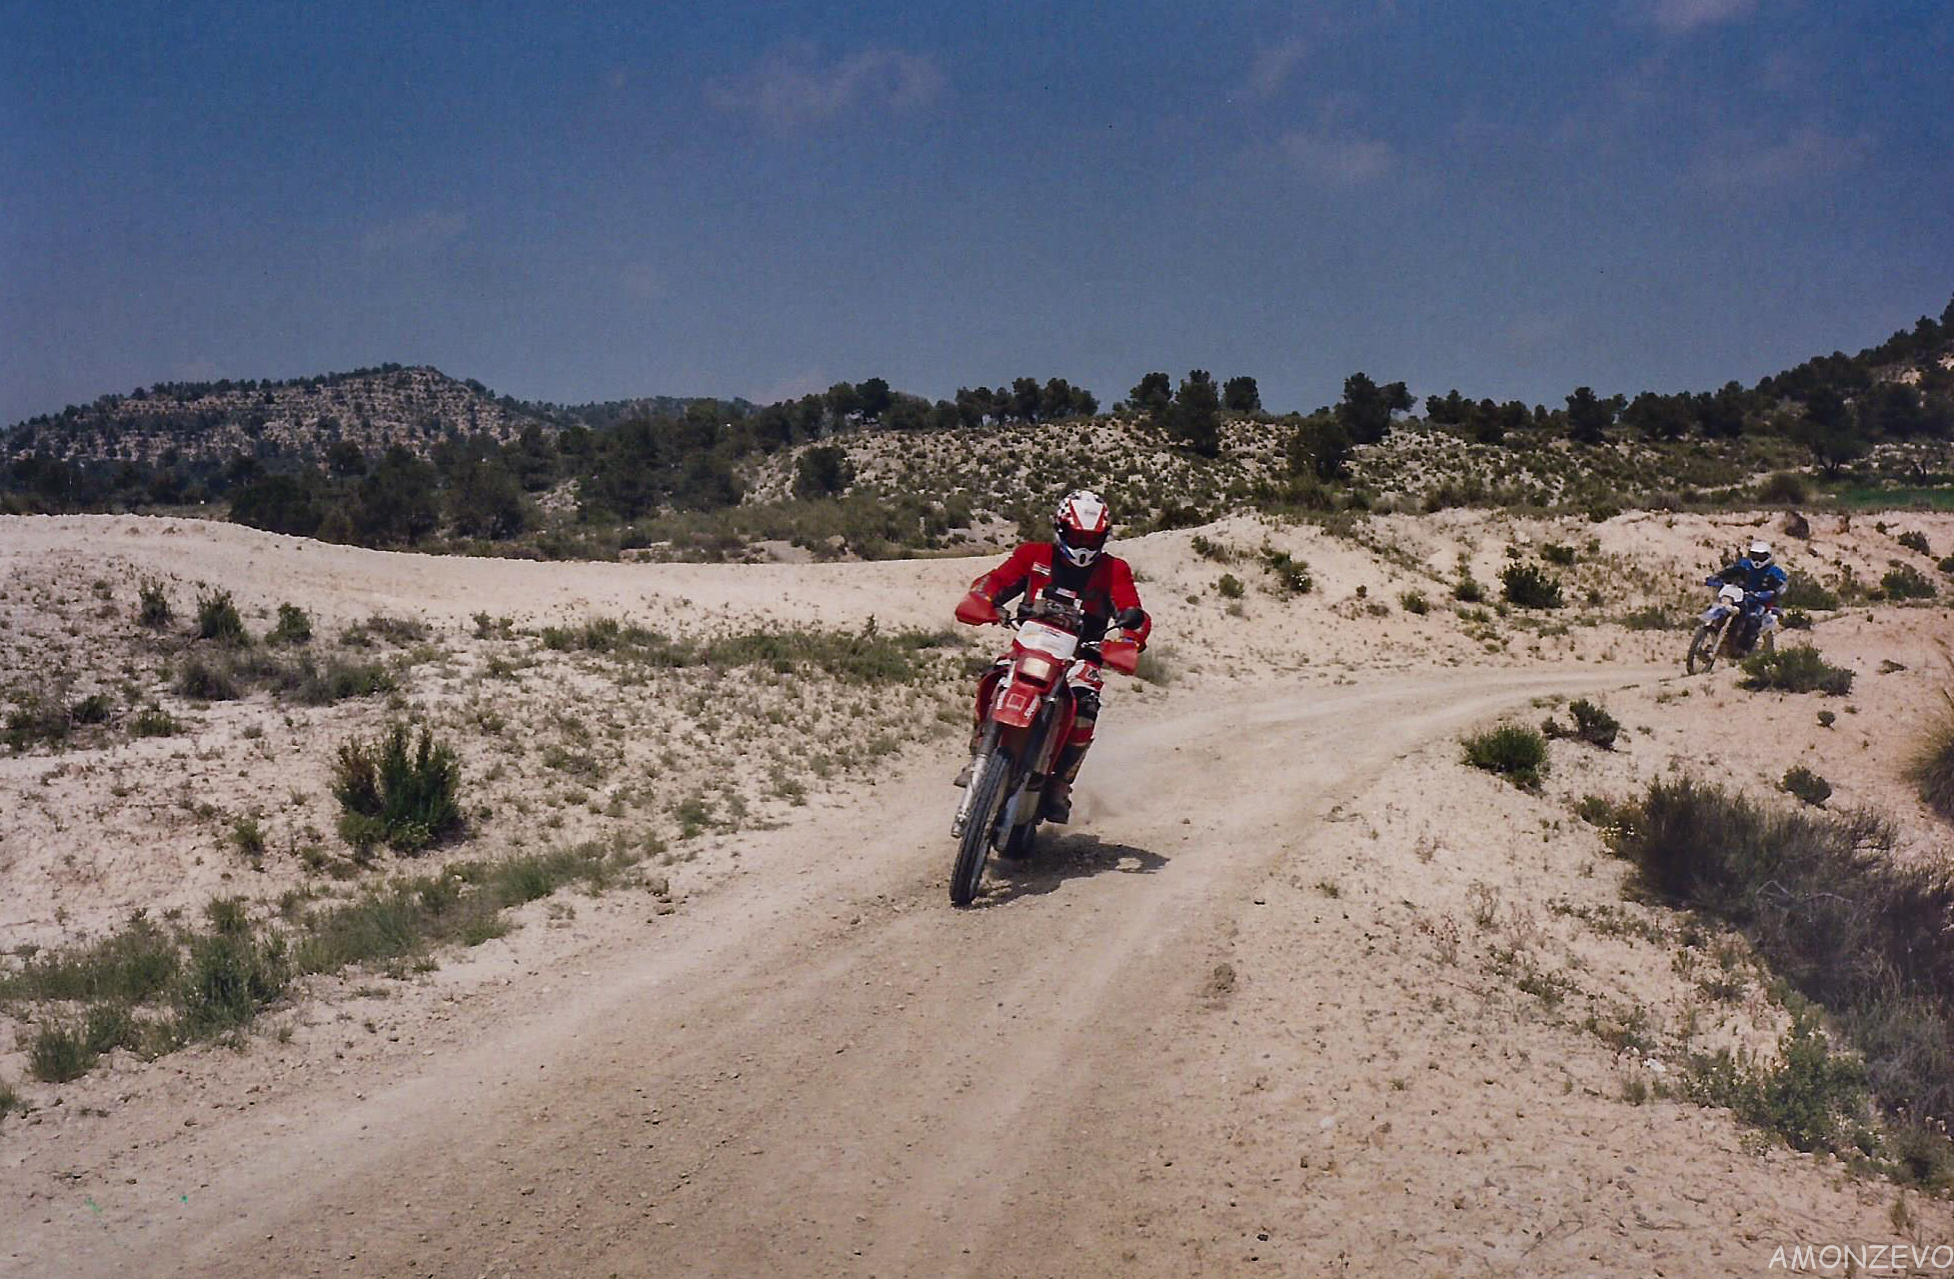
[{"x1": 1716, "y1": 557, "x2": 1788, "y2": 604}]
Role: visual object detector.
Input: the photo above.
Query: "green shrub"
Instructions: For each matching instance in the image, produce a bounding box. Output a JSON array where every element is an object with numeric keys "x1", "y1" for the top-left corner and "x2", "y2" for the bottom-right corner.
[
  {"x1": 0, "y1": 913, "x2": 180, "y2": 1005},
  {"x1": 331, "y1": 722, "x2": 464, "y2": 854},
  {"x1": 28, "y1": 1022, "x2": 96, "y2": 1083},
  {"x1": 1462, "y1": 724, "x2": 1549, "y2": 788},
  {"x1": 292, "y1": 658, "x2": 395, "y2": 705},
  {"x1": 4, "y1": 697, "x2": 71, "y2": 752},
  {"x1": 1574, "y1": 794, "x2": 1622, "y2": 827},
  {"x1": 1683, "y1": 1009, "x2": 1873, "y2": 1156},
  {"x1": 230, "y1": 815, "x2": 267, "y2": 858},
  {"x1": 137, "y1": 579, "x2": 173, "y2": 628},
  {"x1": 1911, "y1": 689, "x2": 1954, "y2": 824},
  {"x1": 1259, "y1": 546, "x2": 1312, "y2": 595},
  {"x1": 1399, "y1": 590, "x2": 1429, "y2": 615},
  {"x1": 1782, "y1": 765, "x2": 1833, "y2": 807},
  {"x1": 269, "y1": 603, "x2": 313, "y2": 645},
  {"x1": 1882, "y1": 564, "x2": 1936, "y2": 600},
  {"x1": 127, "y1": 704, "x2": 181, "y2": 737},
  {"x1": 175, "y1": 924, "x2": 288, "y2": 1036},
  {"x1": 1782, "y1": 608, "x2": 1812, "y2": 630},
  {"x1": 1781, "y1": 576, "x2": 1841, "y2": 610},
  {"x1": 69, "y1": 693, "x2": 111, "y2": 725},
  {"x1": 1618, "y1": 607, "x2": 1672, "y2": 631},
  {"x1": 1740, "y1": 646, "x2": 1854, "y2": 696},
  {"x1": 0, "y1": 1077, "x2": 17, "y2": 1121},
  {"x1": 1453, "y1": 576, "x2": 1485, "y2": 603},
  {"x1": 1190, "y1": 534, "x2": 1234, "y2": 563},
  {"x1": 1564, "y1": 699, "x2": 1620, "y2": 750},
  {"x1": 1540, "y1": 542, "x2": 1577, "y2": 566},
  {"x1": 1217, "y1": 573, "x2": 1244, "y2": 600},
  {"x1": 177, "y1": 654, "x2": 243, "y2": 700},
  {"x1": 1898, "y1": 530, "x2": 1932, "y2": 557},
  {"x1": 1611, "y1": 776, "x2": 1954, "y2": 1142},
  {"x1": 1757, "y1": 471, "x2": 1810, "y2": 505},
  {"x1": 82, "y1": 1002, "x2": 141, "y2": 1055},
  {"x1": 195, "y1": 588, "x2": 249, "y2": 644},
  {"x1": 1500, "y1": 563, "x2": 1563, "y2": 609},
  {"x1": 1940, "y1": 556, "x2": 1954, "y2": 575}
]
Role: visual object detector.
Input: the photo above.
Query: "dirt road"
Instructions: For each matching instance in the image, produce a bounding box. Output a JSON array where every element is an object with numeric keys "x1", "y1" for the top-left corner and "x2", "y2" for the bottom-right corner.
[{"x1": 31, "y1": 663, "x2": 1886, "y2": 1279}]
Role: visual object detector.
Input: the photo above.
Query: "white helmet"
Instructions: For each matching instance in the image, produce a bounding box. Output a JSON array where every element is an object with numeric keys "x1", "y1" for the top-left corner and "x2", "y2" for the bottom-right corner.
[
  {"x1": 1747, "y1": 539, "x2": 1773, "y2": 567},
  {"x1": 1054, "y1": 490, "x2": 1111, "y2": 568}
]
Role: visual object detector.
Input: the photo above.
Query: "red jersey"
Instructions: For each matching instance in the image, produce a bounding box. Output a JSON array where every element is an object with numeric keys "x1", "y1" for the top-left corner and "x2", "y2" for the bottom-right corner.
[{"x1": 969, "y1": 542, "x2": 1151, "y2": 647}]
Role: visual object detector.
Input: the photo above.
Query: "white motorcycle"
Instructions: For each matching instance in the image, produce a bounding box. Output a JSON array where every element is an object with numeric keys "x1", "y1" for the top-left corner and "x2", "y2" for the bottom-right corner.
[{"x1": 1685, "y1": 581, "x2": 1776, "y2": 675}]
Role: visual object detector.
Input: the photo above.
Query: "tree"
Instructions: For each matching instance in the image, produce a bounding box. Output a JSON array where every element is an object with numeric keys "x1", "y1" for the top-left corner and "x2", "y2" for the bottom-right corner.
[
  {"x1": 1223, "y1": 376, "x2": 1261, "y2": 414},
  {"x1": 229, "y1": 474, "x2": 324, "y2": 537},
  {"x1": 794, "y1": 445, "x2": 854, "y2": 499},
  {"x1": 1693, "y1": 381, "x2": 1749, "y2": 439},
  {"x1": 1621, "y1": 391, "x2": 1690, "y2": 441},
  {"x1": 855, "y1": 377, "x2": 892, "y2": 422},
  {"x1": 1285, "y1": 411, "x2": 1352, "y2": 481},
  {"x1": 1130, "y1": 372, "x2": 1173, "y2": 415},
  {"x1": 1336, "y1": 373, "x2": 1412, "y2": 446},
  {"x1": 1040, "y1": 377, "x2": 1080, "y2": 422},
  {"x1": 954, "y1": 386, "x2": 993, "y2": 428},
  {"x1": 325, "y1": 440, "x2": 367, "y2": 476},
  {"x1": 825, "y1": 381, "x2": 861, "y2": 422},
  {"x1": 448, "y1": 460, "x2": 527, "y2": 538},
  {"x1": 1164, "y1": 370, "x2": 1222, "y2": 457},
  {"x1": 1425, "y1": 390, "x2": 1467, "y2": 424},
  {"x1": 1009, "y1": 377, "x2": 1043, "y2": 423},
  {"x1": 1790, "y1": 410, "x2": 1868, "y2": 478},
  {"x1": 1564, "y1": 386, "x2": 1615, "y2": 444}
]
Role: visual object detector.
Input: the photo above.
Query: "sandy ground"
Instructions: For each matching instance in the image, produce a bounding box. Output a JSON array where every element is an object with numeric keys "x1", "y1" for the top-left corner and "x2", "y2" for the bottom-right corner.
[{"x1": 4, "y1": 511, "x2": 1954, "y2": 1276}]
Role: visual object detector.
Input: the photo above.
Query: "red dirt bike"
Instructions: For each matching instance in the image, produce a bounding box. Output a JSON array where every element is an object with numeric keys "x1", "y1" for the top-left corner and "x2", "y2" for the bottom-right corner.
[{"x1": 947, "y1": 593, "x2": 1140, "y2": 906}]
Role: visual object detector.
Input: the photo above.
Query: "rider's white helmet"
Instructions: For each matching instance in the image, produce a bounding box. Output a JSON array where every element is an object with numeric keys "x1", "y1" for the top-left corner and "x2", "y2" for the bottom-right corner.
[
  {"x1": 1054, "y1": 490, "x2": 1111, "y2": 568},
  {"x1": 1747, "y1": 539, "x2": 1773, "y2": 567}
]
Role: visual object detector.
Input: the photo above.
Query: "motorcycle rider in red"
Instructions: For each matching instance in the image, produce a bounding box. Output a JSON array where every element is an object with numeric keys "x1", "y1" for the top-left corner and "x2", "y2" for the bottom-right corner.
[{"x1": 953, "y1": 490, "x2": 1151, "y2": 825}]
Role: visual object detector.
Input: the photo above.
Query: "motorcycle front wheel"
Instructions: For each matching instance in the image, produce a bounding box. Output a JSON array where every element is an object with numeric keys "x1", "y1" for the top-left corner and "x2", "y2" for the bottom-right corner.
[
  {"x1": 1686, "y1": 619, "x2": 1726, "y2": 675},
  {"x1": 951, "y1": 746, "x2": 1013, "y2": 907}
]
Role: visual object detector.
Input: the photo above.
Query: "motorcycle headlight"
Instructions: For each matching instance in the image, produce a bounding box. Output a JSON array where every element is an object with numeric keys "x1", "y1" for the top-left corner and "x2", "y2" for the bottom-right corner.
[{"x1": 1017, "y1": 654, "x2": 1057, "y2": 683}]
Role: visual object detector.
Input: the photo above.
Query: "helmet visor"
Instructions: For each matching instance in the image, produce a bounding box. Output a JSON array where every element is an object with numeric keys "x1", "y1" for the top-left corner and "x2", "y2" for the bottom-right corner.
[{"x1": 1061, "y1": 526, "x2": 1108, "y2": 555}]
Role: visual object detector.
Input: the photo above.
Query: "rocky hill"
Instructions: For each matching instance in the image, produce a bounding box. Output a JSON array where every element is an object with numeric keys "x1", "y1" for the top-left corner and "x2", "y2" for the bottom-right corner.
[
  {"x1": 2, "y1": 366, "x2": 558, "y2": 466},
  {"x1": 1, "y1": 367, "x2": 747, "y2": 468}
]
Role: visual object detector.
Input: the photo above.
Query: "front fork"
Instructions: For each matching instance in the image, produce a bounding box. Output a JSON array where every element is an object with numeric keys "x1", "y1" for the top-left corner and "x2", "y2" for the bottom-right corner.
[{"x1": 951, "y1": 721, "x2": 1002, "y2": 838}]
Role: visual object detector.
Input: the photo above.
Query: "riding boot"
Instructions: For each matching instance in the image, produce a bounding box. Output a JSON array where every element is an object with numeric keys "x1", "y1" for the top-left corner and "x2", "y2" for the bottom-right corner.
[{"x1": 1041, "y1": 740, "x2": 1091, "y2": 824}]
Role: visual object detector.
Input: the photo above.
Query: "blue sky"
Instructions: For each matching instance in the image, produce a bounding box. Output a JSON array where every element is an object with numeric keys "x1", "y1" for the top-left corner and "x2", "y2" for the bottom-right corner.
[{"x1": 3, "y1": 0, "x2": 1949, "y2": 424}]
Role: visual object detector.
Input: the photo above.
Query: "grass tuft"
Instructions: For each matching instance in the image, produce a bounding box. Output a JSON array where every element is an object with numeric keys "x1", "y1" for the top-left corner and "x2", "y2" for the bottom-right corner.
[
  {"x1": 1500, "y1": 562, "x2": 1562, "y2": 610},
  {"x1": 1462, "y1": 723, "x2": 1548, "y2": 788},
  {"x1": 1740, "y1": 646, "x2": 1854, "y2": 696},
  {"x1": 1910, "y1": 686, "x2": 1954, "y2": 824},
  {"x1": 1782, "y1": 765, "x2": 1833, "y2": 808},
  {"x1": 331, "y1": 721, "x2": 463, "y2": 854},
  {"x1": 195, "y1": 588, "x2": 249, "y2": 645}
]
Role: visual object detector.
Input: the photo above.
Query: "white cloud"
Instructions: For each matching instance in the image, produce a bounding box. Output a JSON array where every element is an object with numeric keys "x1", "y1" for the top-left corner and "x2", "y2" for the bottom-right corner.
[
  {"x1": 1638, "y1": 0, "x2": 1759, "y2": 34},
  {"x1": 1691, "y1": 124, "x2": 1871, "y2": 188},
  {"x1": 362, "y1": 210, "x2": 467, "y2": 254},
  {"x1": 1248, "y1": 38, "x2": 1308, "y2": 98},
  {"x1": 706, "y1": 42, "x2": 945, "y2": 130},
  {"x1": 1276, "y1": 123, "x2": 1395, "y2": 186}
]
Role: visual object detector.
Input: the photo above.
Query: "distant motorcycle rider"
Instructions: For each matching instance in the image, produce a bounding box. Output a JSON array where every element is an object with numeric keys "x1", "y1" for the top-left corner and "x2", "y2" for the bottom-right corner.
[
  {"x1": 1707, "y1": 538, "x2": 1788, "y2": 652},
  {"x1": 953, "y1": 490, "x2": 1150, "y2": 824}
]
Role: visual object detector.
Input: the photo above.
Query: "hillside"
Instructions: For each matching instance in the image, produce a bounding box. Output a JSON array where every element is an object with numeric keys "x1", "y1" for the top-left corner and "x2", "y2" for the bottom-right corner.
[
  {"x1": 0, "y1": 366, "x2": 747, "y2": 470},
  {"x1": 1, "y1": 366, "x2": 560, "y2": 466}
]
